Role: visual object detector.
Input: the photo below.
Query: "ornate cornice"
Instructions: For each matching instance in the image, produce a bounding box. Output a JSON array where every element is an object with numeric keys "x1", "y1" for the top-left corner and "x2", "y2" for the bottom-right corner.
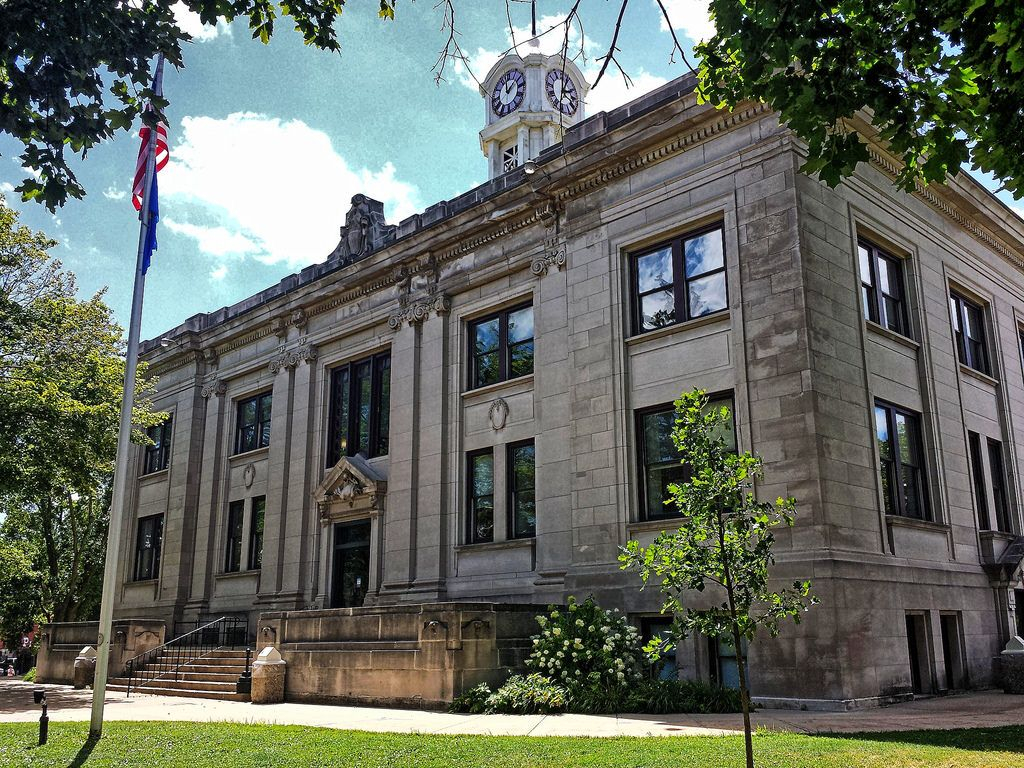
[
  {"x1": 864, "y1": 143, "x2": 1024, "y2": 273},
  {"x1": 387, "y1": 294, "x2": 452, "y2": 330}
]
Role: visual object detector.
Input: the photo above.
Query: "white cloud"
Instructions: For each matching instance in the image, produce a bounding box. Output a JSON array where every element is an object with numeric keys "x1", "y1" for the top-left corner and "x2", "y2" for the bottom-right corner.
[
  {"x1": 452, "y1": 13, "x2": 667, "y2": 115},
  {"x1": 172, "y1": 2, "x2": 229, "y2": 42},
  {"x1": 0, "y1": 181, "x2": 13, "y2": 194},
  {"x1": 161, "y1": 112, "x2": 421, "y2": 267},
  {"x1": 103, "y1": 185, "x2": 127, "y2": 201},
  {"x1": 164, "y1": 218, "x2": 260, "y2": 258},
  {"x1": 656, "y1": 0, "x2": 715, "y2": 43},
  {"x1": 587, "y1": 70, "x2": 669, "y2": 115},
  {"x1": 210, "y1": 264, "x2": 228, "y2": 281}
]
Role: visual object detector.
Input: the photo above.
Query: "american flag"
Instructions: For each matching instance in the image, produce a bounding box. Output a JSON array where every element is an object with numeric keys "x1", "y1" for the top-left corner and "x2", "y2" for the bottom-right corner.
[{"x1": 131, "y1": 109, "x2": 169, "y2": 211}]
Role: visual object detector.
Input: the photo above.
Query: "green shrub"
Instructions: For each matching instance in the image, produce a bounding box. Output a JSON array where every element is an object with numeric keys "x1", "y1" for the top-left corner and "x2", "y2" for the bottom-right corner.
[
  {"x1": 21, "y1": 667, "x2": 36, "y2": 682},
  {"x1": 622, "y1": 678, "x2": 742, "y2": 714},
  {"x1": 527, "y1": 596, "x2": 645, "y2": 692},
  {"x1": 483, "y1": 674, "x2": 569, "y2": 715},
  {"x1": 449, "y1": 682, "x2": 492, "y2": 714}
]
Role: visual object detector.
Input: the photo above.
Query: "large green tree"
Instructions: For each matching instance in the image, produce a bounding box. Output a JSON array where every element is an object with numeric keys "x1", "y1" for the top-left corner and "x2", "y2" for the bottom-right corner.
[
  {"x1": 696, "y1": 0, "x2": 1024, "y2": 195},
  {"x1": 4, "y1": 1, "x2": 1022, "y2": 209},
  {"x1": 0, "y1": 0, "x2": 398, "y2": 210},
  {"x1": 0, "y1": 197, "x2": 163, "y2": 624}
]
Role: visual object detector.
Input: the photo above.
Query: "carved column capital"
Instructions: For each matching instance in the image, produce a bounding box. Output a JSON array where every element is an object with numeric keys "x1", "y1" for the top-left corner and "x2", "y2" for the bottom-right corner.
[
  {"x1": 200, "y1": 380, "x2": 227, "y2": 398},
  {"x1": 531, "y1": 238, "x2": 567, "y2": 276},
  {"x1": 388, "y1": 293, "x2": 451, "y2": 330}
]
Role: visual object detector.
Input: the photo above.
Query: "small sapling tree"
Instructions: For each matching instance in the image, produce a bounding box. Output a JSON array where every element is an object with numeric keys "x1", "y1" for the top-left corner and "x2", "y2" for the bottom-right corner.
[{"x1": 620, "y1": 389, "x2": 817, "y2": 768}]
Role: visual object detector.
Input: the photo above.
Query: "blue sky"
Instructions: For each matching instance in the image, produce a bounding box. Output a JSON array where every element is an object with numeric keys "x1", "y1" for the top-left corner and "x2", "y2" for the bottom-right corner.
[{"x1": 0, "y1": 1, "x2": 1019, "y2": 342}]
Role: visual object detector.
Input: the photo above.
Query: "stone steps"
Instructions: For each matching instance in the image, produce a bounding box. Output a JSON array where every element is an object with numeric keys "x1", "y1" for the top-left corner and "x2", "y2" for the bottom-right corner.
[
  {"x1": 107, "y1": 682, "x2": 249, "y2": 702},
  {"x1": 115, "y1": 646, "x2": 251, "y2": 701}
]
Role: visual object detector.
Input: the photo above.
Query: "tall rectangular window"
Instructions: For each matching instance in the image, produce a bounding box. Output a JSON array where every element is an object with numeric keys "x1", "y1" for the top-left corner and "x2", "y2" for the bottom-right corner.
[
  {"x1": 133, "y1": 514, "x2": 163, "y2": 581},
  {"x1": 467, "y1": 449, "x2": 495, "y2": 543},
  {"x1": 874, "y1": 401, "x2": 929, "y2": 520},
  {"x1": 950, "y1": 292, "x2": 990, "y2": 375},
  {"x1": 637, "y1": 394, "x2": 735, "y2": 520},
  {"x1": 224, "y1": 500, "x2": 244, "y2": 573},
  {"x1": 143, "y1": 416, "x2": 173, "y2": 474},
  {"x1": 327, "y1": 352, "x2": 391, "y2": 466},
  {"x1": 248, "y1": 496, "x2": 265, "y2": 571},
  {"x1": 469, "y1": 304, "x2": 534, "y2": 389},
  {"x1": 641, "y1": 618, "x2": 678, "y2": 681},
  {"x1": 508, "y1": 441, "x2": 536, "y2": 539},
  {"x1": 235, "y1": 391, "x2": 272, "y2": 454},
  {"x1": 858, "y1": 240, "x2": 908, "y2": 336},
  {"x1": 988, "y1": 439, "x2": 1011, "y2": 533},
  {"x1": 968, "y1": 432, "x2": 991, "y2": 530},
  {"x1": 632, "y1": 224, "x2": 727, "y2": 334}
]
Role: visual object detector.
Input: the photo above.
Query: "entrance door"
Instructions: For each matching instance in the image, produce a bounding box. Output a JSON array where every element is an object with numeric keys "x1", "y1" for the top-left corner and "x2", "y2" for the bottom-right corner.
[{"x1": 330, "y1": 520, "x2": 371, "y2": 608}]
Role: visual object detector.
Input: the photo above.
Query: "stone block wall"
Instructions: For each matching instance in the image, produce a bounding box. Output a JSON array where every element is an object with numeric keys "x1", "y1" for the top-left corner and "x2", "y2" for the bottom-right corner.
[{"x1": 256, "y1": 602, "x2": 543, "y2": 708}]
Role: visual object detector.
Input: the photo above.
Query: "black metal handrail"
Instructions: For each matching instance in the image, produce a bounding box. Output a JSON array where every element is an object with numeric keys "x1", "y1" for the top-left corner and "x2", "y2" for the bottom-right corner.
[{"x1": 123, "y1": 615, "x2": 248, "y2": 696}]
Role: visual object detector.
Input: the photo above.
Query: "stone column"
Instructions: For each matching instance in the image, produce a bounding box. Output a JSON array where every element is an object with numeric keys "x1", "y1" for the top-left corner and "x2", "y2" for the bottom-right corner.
[
  {"x1": 258, "y1": 355, "x2": 296, "y2": 603},
  {"x1": 277, "y1": 344, "x2": 319, "y2": 607},
  {"x1": 413, "y1": 307, "x2": 450, "y2": 594},
  {"x1": 380, "y1": 311, "x2": 419, "y2": 593},
  {"x1": 186, "y1": 380, "x2": 227, "y2": 617},
  {"x1": 531, "y1": 241, "x2": 572, "y2": 587}
]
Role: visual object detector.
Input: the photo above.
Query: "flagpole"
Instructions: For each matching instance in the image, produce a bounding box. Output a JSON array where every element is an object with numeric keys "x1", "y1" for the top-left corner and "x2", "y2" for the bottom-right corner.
[{"x1": 90, "y1": 54, "x2": 165, "y2": 738}]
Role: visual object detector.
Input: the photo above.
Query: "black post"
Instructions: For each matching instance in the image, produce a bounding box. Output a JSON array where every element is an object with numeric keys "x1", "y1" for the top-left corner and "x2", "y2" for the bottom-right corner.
[{"x1": 38, "y1": 692, "x2": 48, "y2": 745}]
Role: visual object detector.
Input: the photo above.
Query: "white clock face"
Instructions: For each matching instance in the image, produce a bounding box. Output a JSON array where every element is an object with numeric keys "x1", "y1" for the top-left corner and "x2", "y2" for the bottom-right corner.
[
  {"x1": 491, "y1": 69, "x2": 526, "y2": 117},
  {"x1": 546, "y1": 69, "x2": 579, "y2": 115}
]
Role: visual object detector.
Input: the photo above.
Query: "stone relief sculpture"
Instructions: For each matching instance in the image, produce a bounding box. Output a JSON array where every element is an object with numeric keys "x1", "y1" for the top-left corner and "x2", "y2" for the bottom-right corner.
[{"x1": 329, "y1": 194, "x2": 396, "y2": 266}]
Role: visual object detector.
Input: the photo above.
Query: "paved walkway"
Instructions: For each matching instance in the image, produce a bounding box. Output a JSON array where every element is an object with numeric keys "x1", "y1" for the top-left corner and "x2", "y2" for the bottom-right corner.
[{"x1": 3, "y1": 679, "x2": 1024, "y2": 738}]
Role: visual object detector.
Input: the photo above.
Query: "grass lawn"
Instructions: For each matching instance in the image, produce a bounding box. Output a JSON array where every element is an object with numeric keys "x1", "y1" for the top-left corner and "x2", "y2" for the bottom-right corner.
[{"x1": 1, "y1": 721, "x2": 1023, "y2": 767}]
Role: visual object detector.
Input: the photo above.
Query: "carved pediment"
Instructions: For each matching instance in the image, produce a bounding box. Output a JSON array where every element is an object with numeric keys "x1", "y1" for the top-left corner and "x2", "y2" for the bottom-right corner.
[{"x1": 314, "y1": 454, "x2": 387, "y2": 522}]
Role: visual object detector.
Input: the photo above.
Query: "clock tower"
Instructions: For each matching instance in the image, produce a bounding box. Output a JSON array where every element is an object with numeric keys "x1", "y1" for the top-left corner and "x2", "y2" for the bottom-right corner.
[{"x1": 479, "y1": 40, "x2": 589, "y2": 180}]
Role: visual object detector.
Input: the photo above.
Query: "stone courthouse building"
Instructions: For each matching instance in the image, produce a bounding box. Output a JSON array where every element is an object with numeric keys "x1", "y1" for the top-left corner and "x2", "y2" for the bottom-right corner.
[{"x1": 107, "y1": 43, "x2": 1024, "y2": 709}]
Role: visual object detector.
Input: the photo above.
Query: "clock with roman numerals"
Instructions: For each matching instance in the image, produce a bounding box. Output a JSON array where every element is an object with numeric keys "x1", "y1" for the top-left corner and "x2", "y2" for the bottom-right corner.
[
  {"x1": 545, "y1": 69, "x2": 579, "y2": 116},
  {"x1": 491, "y1": 68, "x2": 526, "y2": 117}
]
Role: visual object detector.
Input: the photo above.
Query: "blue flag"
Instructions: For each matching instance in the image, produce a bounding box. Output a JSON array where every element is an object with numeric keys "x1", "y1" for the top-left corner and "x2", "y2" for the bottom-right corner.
[{"x1": 142, "y1": 171, "x2": 159, "y2": 274}]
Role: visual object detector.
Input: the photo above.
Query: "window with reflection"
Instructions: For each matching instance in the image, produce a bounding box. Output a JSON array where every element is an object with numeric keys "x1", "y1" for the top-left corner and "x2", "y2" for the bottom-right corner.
[
  {"x1": 248, "y1": 496, "x2": 266, "y2": 571},
  {"x1": 632, "y1": 224, "x2": 727, "y2": 334},
  {"x1": 858, "y1": 240, "x2": 908, "y2": 336},
  {"x1": 224, "y1": 500, "x2": 245, "y2": 573},
  {"x1": 637, "y1": 394, "x2": 735, "y2": 520},
  {"x1": 235, "y1": 392, "x2": 272, "y2": 454},
  {"x1": 467, "y1": 449, "x2": 495, "y2": 543},
  {"x1": 988, "y1": 439, "x2": 1011, "y2": 533},
  {"x1": 874, "y1": 401, "x2": 929, "y2": 520},
  {"x1": 143, "y1": 415, "x2": 173, "y2": 474},
  {"x1": 327, "y1": 352, "x2": 391, "y2": 466},
  {"x1": 469, "y1": 303, "x2": 534, "y2": 389},
  {"x1": 949, "y1": 292, "x2": 990, "y2": 375},
  {"x1": 133, "y1": 514, "x2": 163, "y2": 581},
  {"x1": 508, "y1": 441, "x2": 536, "y2": 538}
]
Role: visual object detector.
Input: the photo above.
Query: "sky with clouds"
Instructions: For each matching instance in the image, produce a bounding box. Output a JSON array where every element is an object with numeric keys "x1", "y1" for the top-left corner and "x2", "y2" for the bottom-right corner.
[{"x1": 0, "y1": 1, "x2": 1020, "y2": 341}]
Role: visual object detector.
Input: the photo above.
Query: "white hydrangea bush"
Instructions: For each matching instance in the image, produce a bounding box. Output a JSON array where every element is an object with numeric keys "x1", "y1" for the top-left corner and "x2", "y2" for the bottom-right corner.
[{"x1": 527, "y1": 595, "x2": 646, "y2": 691}]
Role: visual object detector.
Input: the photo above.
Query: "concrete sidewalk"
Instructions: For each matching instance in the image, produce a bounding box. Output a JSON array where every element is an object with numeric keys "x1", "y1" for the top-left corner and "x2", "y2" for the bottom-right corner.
[{"x1": 3, "y1": 679, "x2": 1024, "y2": 738}]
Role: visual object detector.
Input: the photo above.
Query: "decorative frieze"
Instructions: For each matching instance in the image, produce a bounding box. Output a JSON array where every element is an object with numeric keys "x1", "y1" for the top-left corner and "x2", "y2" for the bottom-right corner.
[
  {"x1": 200, "y1": 380, "x2": 227, "y2": 398},
  {"x1": 387, "y1": 294, "x2": 452, "y2": 330}
]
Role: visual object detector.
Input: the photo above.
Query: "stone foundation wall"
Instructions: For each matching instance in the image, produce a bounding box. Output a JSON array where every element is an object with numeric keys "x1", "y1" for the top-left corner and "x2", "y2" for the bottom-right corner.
[
  {"x1": 36, "y1": 619, "x2": 166, "y2": 684},
  {"x1": 257, "y1": 602, "x2": 545, "y2": 708}
]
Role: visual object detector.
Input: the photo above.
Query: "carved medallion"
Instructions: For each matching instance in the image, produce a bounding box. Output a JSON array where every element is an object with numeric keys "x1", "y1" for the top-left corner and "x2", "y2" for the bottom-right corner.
[
  {"x1": 243, "y1": 463, "x2": 256, "y2": 489},
  {"x1": 488, "y1": 398, "x2": 510, "y2": 430}
]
